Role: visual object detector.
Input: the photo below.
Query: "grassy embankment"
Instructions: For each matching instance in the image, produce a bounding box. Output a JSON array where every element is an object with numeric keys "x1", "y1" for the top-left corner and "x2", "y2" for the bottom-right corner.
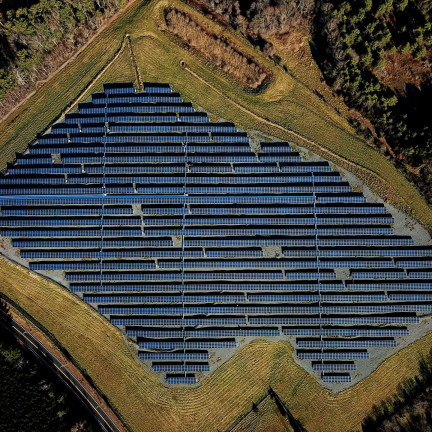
[{"x1": 1, "y1": 1, "x2": 432, "y2": 431}]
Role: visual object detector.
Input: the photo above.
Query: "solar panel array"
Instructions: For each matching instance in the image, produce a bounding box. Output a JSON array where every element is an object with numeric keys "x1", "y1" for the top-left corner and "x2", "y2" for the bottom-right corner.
[{"x1": 1, "y1": 82, "x2": 431, "y2": 386}]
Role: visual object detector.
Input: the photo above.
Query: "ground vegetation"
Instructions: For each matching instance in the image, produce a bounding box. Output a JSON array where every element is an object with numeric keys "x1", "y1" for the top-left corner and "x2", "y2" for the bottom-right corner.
[{"x1": 165, "y1": 9, "x2": 269, "y2": 89}]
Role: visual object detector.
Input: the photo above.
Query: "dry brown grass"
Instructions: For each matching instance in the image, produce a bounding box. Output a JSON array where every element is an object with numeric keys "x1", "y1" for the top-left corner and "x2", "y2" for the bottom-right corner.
[
  {"x1": 229, "y1": 395, "x2": 294, "y2": 432},
  {"x1": 165, "y1": 9, "x2": 269, "y2": 89},
  {"x1": 375, "y1": 51, "x2": 431, "y2": 92}
]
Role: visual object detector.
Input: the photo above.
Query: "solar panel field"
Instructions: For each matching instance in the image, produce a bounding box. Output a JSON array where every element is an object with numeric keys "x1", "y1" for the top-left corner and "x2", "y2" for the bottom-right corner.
[
  {"x1": 0, "y1": 1, "x2": 432, "y2": 431},
  {"x1": 1, "y1": 82, "x2": 432, "y2": 391}
]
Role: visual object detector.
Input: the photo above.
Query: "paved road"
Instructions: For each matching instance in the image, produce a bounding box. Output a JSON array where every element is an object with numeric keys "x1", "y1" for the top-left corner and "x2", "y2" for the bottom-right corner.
[{"x1": 0, "y1": 308, "x2": 124, "y2": 432}]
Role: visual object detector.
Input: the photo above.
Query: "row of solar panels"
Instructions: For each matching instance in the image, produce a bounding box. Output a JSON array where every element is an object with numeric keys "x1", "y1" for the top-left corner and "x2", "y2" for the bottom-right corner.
[
  {"x1": 1, "y1": 228, "x2": 396, "y2": 238},
  {"x1": 30, "y1": 145, "x2": 260, "y2": 154},
  {"x1": 0, "y1": 204, "x2": 389, "y2": 215},
  {"x1": 141, "y1": 340, "x2": 239, "y2": 349},
  {"x1": 107, "y1": 315, "x2": 420, "y2": 324},
  {"x1": 91, "y1": 93, "x2": 183, "y2": 104},
  {"x1": 0, "y1": 216, "x2": 396, "y2": 226},
  {"x1": 63, "y1": 271, "x2": 432, "y2": 280},
  {"x1": 84, "y1": 292, "x2": 394, "y2": 301},
  {"x1": 17, "y1": 247, "x2": 432, "y2": 258},
  {"x1": 18, "y1": 155, "x2": 302, "y2": 164},
  {"x1": 102, "y1": 82, "x2": 172, "y2": 94},
  {"x1": 11, "y1": 237, "x2": 417, "y2": 247},
  {"x1": 68, "y1": 281, "x2": 432, "y2": 292},
  {"x1": 107, "y1": 316, "x2": 419, "y2": 324},
  {"x1": 31, "y1": 142, "x2": 293, "y2": 155},
  {"x1": 98, "y1": 304, "x2": 432, "y2": 313},
  {"x1": 0, "y1": 174, "x2": 344, "y2": 183},
  {"x1": 65, "y1": 270, "x2": 338, "y2": 281},
  {"x1": 135, "y1": 351, "x2": 366, "y2": 361},
  {"x1": 51, "y1": 122, "x2": 239, "y2": 134},
  {"x1": 37, "y1": 132, "x2": 250, "y2": 144},
  {"x1": 0, "y1": 185, "x2": 356, "y2": 194},
  {"x1": 141, "y1": 336, "x2": 398, "y2": 348},
  {"x1": 77, "y1": 293, "x2": 397, "y2": 302},
  {"x1": 136, "y1": 348, "x2": 386, "y2": 358},
  {"x1": 114, "y1": 324, "x2": 408, "y2": 337},
  {"x1": 65, "y1": 113, "x2": 209, "y2": 123},
  {"x1": 8, "y1": 162, "x2": 334, "y2": 174},
  {"x1": 0, "y1": 194, "x2": 369, "y2": 205},
  {"x1": 90, "y1": 94, "x2": 183, "y2": 104},
  {"x1": 79, "y1": 102, "x2": 193, "y2": 113},
  {"x1": 27, "y1": 259, "x2": 432, "y2": 269}
]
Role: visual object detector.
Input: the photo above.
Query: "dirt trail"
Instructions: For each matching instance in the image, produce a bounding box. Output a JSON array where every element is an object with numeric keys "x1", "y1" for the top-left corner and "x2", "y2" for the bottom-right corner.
[{"x1": 127, "y1": 35, "x2": 143, "y2": 90}]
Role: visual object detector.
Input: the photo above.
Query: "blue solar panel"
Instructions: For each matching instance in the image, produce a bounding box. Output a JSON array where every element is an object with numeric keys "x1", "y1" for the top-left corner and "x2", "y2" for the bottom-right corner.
[
  {"x1": 321, "y1": 373, "x2": 352, "y2": 382},
  {"x1": 297, "y1": 351, "x2": 369, "y2": 360},
  {"x1": 66, "y1": 271, "x2": 287, "y2": 281},
  {"x1": 347, "y1": 281, "x2": 432, "y2": 290},
  {"x1": 1, "y1": 217, "x2": 139, "y2": 226},
  {"x1": 0, "y1": 177, "x2": 66, "y2": 185},
  {"x1": 79, "y1": 103, "x2": 194, "y2": 114},
  {"x1": 97, "y1": 304, "x2": 432, "y2": 314},
  {"x1": 109, "y1": 123, "x2": 237, "y2": 133},
  {"x1": 22, "y1": 249, "x2": 203, "y2": 259},
  {"x1": 0, "y1": 195, "x2": 318, "y2": 205},
  {"x1": 3, "y1": 228, "x2": 141, "y2": 237},
  {"x1": 153, "y1": 363, "x2": 210, "y2": 372},
  {"x1": 251, "y1": 316, "x2": 418, "y2": 324},
  {"x1": 70, "y1": 282, "x2": 343, "y2": 292},
  {"x1": 92, "y1": 93, "x2": 183, "y2": 104},
  {"x1": 283, "y1": 328, "x2": 408, "y2": 336},
  {"x1": 31, "y1": 261, "x2": 157, "y2": 271},
  {"x1": 1, "y1": 206, "x2": 133, "y2": 216},
  {"x1": 113, "y1": 318, "x2": 245, "y2": 326},
  {"x1": 408, "y1": 271, "x2": 432, "y2": 278},
  {"x1": 84, "y1": 294, "x2": 245, "y2": 303},
  {"x1": 128, "y1": 328, "x2": 279, "y2": 337},
  {"x1": 139, "y1": 352, "x2": 208, "y2": 360},
  {"x1": 297, "y1": 339, "x2": 396, "y2": 348},
  {"x1": 312, "y1": 363, "x2": 356, "y2": 371},
  {"x1": 166, "y1": 376, "x2": 197, "y2": 385},
  {"x1": 13, "y1": 238, "x2": 173, "y2": 247}
]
